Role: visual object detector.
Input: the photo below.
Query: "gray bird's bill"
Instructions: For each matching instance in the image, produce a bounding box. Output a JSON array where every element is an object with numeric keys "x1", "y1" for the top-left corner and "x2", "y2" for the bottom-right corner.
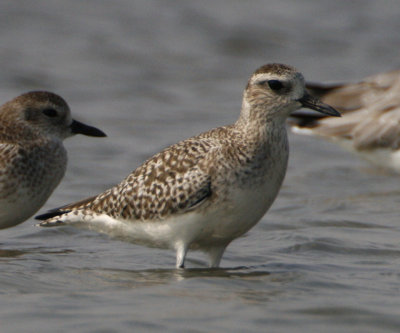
[
  {"x1": 298, "y1": 93, "x2": 341, "y2": 117},
  {"x1": 70, "y1": 120, "x2": 107, "y2": 137}
]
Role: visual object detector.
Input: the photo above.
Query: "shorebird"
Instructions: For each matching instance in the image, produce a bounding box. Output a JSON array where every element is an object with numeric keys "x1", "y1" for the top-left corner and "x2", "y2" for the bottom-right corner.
[
  {"x1": 0, "y1": 91, "x2": 106, "y2": 230},
  {"x1": 36, "y1": 64, "x2": 340, "y2": 268},
  {"x1": 290, "y1": 69, "x2": 400, "y2": 172}
]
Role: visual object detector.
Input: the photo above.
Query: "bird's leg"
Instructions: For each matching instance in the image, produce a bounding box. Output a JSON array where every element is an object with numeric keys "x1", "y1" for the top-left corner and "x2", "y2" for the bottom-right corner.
[
  {"x1": 207, "y1": 245, "x2": 227, "y2": 268},
  {"x1": 175, "y1": 242, "x2": 188, "y2": 269}
]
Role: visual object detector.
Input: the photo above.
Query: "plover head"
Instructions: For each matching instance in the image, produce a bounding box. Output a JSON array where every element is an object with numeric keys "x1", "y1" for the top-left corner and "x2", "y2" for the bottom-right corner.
[
  {"x1": 243, "y1": 63, "x2": 340, "y2": 120},
  {"x1": 1, "y1": 91, "x2": 106, "y2": 140}
]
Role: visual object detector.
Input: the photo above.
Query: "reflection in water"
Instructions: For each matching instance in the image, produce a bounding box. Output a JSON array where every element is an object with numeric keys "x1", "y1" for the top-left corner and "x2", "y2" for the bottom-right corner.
[
  {"x1": 85, "y1": 265, "x2": 274, "y2": 286},
  {"x1": 0, "y1": 247, "x2": 75, "y2": 257},
  {"x1": 81, "y1": 264, "x2": 301, "y2": 288},
  {"x1": 73, "y1": 264, "x2": 302, "y2": 306},
  {"x1": 0, "y1": 249, "x2": 26, "y2": 258}
]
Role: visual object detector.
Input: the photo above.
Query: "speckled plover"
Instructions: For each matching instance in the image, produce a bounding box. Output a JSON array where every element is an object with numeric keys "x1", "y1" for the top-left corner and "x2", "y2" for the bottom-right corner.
[{"x1": 36, "y1": 64, "x2": 340, "y2": 268}]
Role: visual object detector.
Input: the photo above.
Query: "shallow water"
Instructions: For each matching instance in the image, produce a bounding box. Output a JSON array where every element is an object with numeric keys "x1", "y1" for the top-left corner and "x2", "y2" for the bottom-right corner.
[{"x1": 1, "y1": 1, "x2": 400, "y2": 332}]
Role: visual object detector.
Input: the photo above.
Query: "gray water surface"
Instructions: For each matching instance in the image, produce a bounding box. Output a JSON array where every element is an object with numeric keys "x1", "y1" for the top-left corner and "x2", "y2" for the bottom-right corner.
[{"x1": 1, "y1": 1, "x2": 400, "y2": 332}]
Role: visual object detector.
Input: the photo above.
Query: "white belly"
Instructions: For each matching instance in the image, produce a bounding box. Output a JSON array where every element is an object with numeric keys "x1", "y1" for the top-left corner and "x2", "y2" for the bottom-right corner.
[{"x1": 71, "y1": 160, "x2": 286, "y2": 251}]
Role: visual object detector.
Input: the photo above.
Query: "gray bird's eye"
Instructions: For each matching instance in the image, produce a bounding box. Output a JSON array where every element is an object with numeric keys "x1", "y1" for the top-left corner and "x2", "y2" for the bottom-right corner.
[
  {"x1": 267, "y1": 80, "x2": 284, "y2": 91},
  {"x1": 42, "y1": 108, "x2": 58, "y2": 118}
]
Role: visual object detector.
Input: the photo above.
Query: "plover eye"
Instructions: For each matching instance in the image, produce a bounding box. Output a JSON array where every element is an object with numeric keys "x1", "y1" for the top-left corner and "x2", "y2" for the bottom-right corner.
[
  {"x1": 42, "y1": 108, "x2": 58, "y2": 118},
  {"x1": 267, "y1": 80, "x2": 284, "y2": 91}
]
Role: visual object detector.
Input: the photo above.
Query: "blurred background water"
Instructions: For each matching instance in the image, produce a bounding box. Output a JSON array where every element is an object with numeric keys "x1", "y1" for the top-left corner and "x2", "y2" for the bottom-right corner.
[{"x1": 1, "y1": 1, "x2": 400, "y2": 332}]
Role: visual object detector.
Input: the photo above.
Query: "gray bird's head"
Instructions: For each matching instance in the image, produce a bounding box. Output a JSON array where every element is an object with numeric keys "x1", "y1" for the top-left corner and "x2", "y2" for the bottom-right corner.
[
  {"x1": 0, "y1": 91, "x2": 106, "y2": 140},
  {"x1": 242, "y1": 63, "x2": 340, "y2": 121}
]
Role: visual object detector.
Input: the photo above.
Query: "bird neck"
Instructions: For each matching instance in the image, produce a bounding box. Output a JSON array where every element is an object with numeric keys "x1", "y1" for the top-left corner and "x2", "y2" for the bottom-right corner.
[{"x1": 234, "y1": 98, "x2": 287, "y2": 146}]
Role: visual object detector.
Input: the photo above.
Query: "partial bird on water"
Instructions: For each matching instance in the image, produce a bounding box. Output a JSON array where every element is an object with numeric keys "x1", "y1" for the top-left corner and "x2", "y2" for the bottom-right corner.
[
  {"x1": 0, "y1": 91, "x2": 106, "y2": 230},
  {"x1": 290, "y1": 68, "x2": 400, "y2": 172}
]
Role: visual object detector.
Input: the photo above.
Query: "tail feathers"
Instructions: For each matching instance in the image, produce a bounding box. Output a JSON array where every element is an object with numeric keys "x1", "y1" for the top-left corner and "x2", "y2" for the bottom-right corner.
[
  {"x1": 35, "y1": 209, "x2": 72, "y2": 221},
  {"x1": 35, "y1": 208, "x2": 72, "y2": 227},
  {"x1": 37, "y1": 219, "x2": 67, "y2": 227},
  {"x1": 35, "y1": 194, "x2": 98, "y2": 226}
]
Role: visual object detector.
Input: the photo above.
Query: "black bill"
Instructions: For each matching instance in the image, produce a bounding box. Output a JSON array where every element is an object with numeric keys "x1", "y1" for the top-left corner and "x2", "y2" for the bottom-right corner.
[
  {"x1": 298, "y1": 93, "x2": 341, "y2": 117},
  {"x1": 70, "y1": 119, "x2": 107, "y2": 137}
]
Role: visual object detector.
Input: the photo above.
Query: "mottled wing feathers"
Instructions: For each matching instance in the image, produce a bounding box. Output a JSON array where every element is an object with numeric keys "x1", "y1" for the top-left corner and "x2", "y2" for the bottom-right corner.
[
  {"x1": 89, "y1": 165, "x2": 212, "y2": 220},
  {"x1": 96, "y1": 137, "x2": 216, "y2": 220},
  {"x1": 37, "y1": 134, "x2": 221, "y2": 222}
]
